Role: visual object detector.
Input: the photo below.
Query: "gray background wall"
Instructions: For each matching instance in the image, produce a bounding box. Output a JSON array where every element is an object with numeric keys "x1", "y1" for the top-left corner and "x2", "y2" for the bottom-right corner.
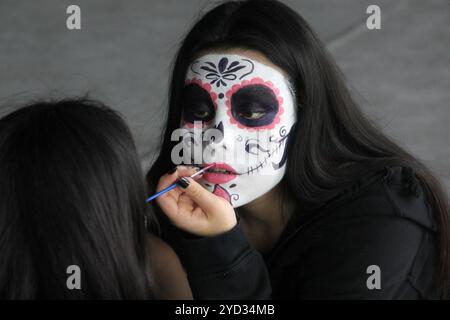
[{"x1": 1, "y1": 0, "x2": 449, "y2": 192}]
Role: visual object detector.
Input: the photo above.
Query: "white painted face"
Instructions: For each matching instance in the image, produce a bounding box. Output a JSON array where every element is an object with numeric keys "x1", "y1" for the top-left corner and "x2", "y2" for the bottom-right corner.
[{"x1": 181, "y1": 53, "x2": 297, "y2": 208}]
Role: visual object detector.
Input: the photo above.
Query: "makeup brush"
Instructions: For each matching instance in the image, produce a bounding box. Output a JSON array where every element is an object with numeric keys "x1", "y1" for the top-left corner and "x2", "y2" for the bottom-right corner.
[{"x1": 146, "y1": 163, "x2": 215, "y2": 202}]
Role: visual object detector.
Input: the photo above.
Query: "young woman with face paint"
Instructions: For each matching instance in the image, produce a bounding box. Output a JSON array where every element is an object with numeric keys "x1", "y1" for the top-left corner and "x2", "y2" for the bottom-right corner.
[{"x1": 148, "y1": 0, "x2": 449, "y2": 299}]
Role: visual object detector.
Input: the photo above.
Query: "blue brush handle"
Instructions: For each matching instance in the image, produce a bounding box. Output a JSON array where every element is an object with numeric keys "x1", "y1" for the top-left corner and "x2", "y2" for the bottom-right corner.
[
  {"x1": 146, "y1": 183, "x2": 177, "y2": 202},
  {"x1": 146, "y1": 164, "x2": 214, "y2": 203}
]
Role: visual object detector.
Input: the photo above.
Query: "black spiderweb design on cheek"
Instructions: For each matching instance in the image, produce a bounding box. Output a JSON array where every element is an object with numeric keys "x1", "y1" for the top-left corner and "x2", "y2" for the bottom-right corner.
[
  {"x1": 245, "y1": 138, "x2": 270, "y2": 155},
  {"x1": 243, "y1": 125, "x2": 293, "y2": 175},
  {"x1": 271, "y1": 125, "x2": 292, "y2": 170}
]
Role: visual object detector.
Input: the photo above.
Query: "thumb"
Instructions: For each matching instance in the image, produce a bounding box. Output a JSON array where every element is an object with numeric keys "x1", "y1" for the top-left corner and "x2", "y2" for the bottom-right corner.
[{"x1": 177, "y1": 177, "x2": 217, "y2": 212}]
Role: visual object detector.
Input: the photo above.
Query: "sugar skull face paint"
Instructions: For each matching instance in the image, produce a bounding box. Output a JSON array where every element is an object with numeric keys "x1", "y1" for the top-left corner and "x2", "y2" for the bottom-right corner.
[{"x1": 181, "y1": 53, "x2": 297, "y2": 208}]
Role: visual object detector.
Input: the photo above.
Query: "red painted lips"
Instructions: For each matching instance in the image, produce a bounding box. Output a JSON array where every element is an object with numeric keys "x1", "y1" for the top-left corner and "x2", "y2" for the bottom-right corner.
[{"x1": 202, "y1": 162, "x2": 238, "y2": 184}]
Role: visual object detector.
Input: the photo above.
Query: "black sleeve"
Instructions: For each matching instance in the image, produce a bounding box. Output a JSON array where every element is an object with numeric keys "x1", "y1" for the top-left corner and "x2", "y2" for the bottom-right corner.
[
  {"x1": 154, "y1": 212, "x2": 271, "y2": 299},
  {"x1": 176, "y1": 223, "x2": 271, "y2": 299},
  {"x1": 284, "y1": 176, "x2": 439, "y2": 299},
  {"x1": 293, "y1": 215, "x2": 436, "y2": 299}
]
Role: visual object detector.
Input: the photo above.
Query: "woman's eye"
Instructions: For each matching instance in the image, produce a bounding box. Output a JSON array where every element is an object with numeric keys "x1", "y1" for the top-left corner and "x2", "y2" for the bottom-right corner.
[
  {"x1": 238, "y1": 111, "x2": 266, "y2": 120},
  {"x1": 181, "y1": 83, "x2": 215, "y2": 123},
  {"x1": 192, "y1": 110, "x2": 210, "y2": 119},
  {"x1": 230, "y1": 84, "x2": 279, "y2": 127}
]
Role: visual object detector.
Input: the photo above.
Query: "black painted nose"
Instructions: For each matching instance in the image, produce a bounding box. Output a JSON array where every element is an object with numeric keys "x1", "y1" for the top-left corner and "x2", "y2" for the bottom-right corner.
[{"x1": 209, "y1": 121, "x2": 226, "y2": 149}]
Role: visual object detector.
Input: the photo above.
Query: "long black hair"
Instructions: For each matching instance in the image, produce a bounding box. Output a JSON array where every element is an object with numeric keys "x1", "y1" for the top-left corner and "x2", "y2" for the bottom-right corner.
[
  {"x1": 0, "y1": 98, "x2": 155, "y2": 299},
  {"x1": 146, "y1": 0, "x2": 449, "y2": 296}
]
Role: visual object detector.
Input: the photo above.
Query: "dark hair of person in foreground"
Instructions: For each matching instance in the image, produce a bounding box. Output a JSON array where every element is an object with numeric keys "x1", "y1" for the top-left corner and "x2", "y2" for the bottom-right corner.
[{"x1": 0, "y1": 99, "x2": 158, "y2": 299}]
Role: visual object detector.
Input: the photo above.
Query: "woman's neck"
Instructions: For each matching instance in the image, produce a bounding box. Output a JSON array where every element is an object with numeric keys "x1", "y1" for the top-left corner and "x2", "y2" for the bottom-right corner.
[{"x1": 237, "y1": 185, "x2": 294, "y2": 254}]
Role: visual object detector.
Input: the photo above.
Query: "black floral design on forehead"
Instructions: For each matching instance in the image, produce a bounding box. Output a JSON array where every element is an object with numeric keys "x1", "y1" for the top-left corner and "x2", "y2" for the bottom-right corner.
[{"x1": 191, "y1": 57, "x2": 254, "y2": 87}]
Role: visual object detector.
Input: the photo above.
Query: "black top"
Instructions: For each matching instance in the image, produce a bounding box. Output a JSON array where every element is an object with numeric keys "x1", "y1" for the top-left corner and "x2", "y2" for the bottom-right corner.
[{"x1": 155, "y1": 166, "x2": 440, "y2": 299}]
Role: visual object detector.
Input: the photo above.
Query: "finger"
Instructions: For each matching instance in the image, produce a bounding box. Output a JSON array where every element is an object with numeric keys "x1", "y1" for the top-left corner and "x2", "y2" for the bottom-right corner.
[
  {"x1": 155, "y1": 166, "x2": 189, "y2": 191},
  {"x1": 174, "y1": 165, "x2": 200, "y2": 179},
  {"x1": 162, "y1": 187, "x2": 182, "y2": 204},
  {"x1": 156, "y1": 171, "x2": 178, "y2": 191},
  {"x1": 176, "y1": 177, "x2": 217, "y2": 213},
  {"x1": 158, "y1": 165, "x2": 200, "y2": 189},
  {"x1": 155, "y1": 192, "x2": 179, "y2": 221},
  {"x1": 192, "y1": 206, "x2": 206, "y2": 219},
  {"x1": 178, "y1": 194, "x2": 195, "y2": 212},
  {"x1": 155, "y1": 174, "x2": 181, "y2": 203},
  {"x1": 154, "y1": 165, "x2": 198, "y2": 216}
]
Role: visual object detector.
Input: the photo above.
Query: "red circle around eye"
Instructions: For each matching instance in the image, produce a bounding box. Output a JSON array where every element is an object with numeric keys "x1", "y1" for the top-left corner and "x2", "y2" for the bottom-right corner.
[
  {"x1": 181, "y1": 78, "x2": 218, "y2": 129},
  {"x1": 225, "y1": 77, "x2": 284, "y2": 131}
]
